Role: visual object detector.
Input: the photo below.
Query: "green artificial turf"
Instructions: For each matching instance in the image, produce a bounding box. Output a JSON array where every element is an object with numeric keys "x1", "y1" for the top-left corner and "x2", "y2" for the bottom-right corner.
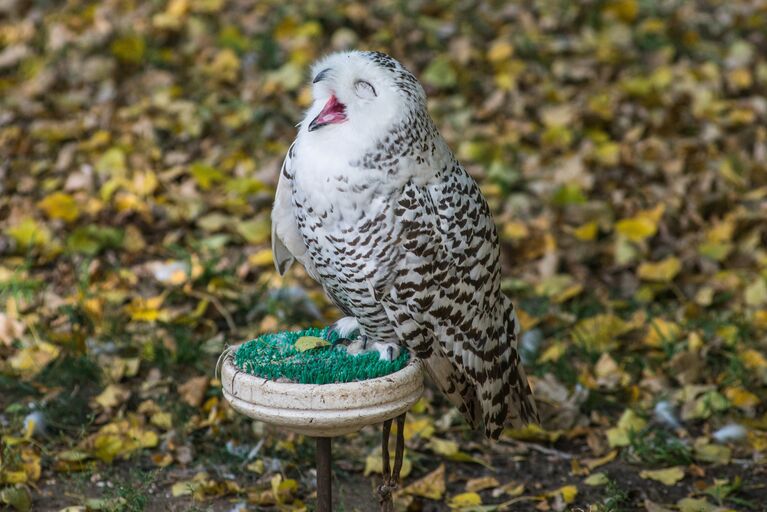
[{"x1": 233, "y1": 327, "x2": 409, "y2": 384}]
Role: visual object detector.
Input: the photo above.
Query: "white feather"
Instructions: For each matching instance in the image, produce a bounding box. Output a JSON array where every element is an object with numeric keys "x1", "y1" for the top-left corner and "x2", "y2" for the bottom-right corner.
[{"x1": 712, "y1": 423, "x2": 747, "y2": 443}]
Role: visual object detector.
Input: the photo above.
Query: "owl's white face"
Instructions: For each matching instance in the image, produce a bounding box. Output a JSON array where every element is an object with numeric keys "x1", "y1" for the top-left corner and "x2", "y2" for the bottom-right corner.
[{"x1": 299, "y1": 51, "x2": 424, "y2": 146}]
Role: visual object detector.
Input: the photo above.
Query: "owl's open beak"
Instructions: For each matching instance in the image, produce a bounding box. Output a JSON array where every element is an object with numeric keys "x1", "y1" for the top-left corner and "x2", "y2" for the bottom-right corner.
[{"x1": 308, "y1": 95, "x2": 347, "y2": 132}]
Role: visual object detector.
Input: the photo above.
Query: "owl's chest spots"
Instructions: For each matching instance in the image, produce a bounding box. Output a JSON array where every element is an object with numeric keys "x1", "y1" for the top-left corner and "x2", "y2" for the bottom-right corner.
[{"x1": 292, "y1": 186, "x2": 398, "y2": 283}]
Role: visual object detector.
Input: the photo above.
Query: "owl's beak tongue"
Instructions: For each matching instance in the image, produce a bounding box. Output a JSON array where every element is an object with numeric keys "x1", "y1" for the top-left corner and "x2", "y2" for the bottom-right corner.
[{"x1": 308, "y1": 95, "x2": 347, "y2": 132}]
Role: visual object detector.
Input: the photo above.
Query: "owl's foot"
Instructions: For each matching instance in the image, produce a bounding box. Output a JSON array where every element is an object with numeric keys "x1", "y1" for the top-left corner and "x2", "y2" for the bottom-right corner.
[
  {"x1": 372, "y1": 341, "x2": 401, "y2": 361},
  {"x1": 329, "y1": 316, "x2": 360, "y2": 339},
  {"x1": 344, "y1": 335, "x2": 401, "y2": 361}
]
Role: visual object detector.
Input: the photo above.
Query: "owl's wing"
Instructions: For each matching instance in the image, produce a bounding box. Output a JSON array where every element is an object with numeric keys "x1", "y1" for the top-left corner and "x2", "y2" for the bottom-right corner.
[
  {"x1": 376, "y1": 177, "x2": 482, "y2": 429},
  {"x1": 380, "y1": 164, "x2": 538, "y2": 439},
  {"x1": 271, "y1": 142, "x2": 309, "y2": 276}
]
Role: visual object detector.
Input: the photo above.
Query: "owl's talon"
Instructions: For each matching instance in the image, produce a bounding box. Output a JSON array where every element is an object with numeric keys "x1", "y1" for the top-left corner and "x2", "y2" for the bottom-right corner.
[{"x1": 373, "y1": 342, "x2": 401, "y2": 362}]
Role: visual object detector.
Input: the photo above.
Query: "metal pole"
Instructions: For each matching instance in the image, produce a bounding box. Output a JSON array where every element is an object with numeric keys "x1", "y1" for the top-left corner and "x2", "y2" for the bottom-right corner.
[{"x1": 315, "y1": 436, "x2": 332, "y2": 512}]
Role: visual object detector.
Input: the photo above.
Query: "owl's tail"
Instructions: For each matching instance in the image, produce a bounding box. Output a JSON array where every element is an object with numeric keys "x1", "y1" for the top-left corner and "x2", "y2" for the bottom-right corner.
[
  {"x1": 421, "y1": 352, "x2": 482, "y2": 428},
  {"x1": 475, "y1": 301, "x2": 540, "y2": 439}
]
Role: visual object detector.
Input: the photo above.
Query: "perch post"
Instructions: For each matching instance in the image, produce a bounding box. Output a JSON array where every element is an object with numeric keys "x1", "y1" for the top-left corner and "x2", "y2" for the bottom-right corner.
[
  {"x1": 220, "y1": 331, "x2": 423, "y2": 511},
  {"x1": 315, "y1": 437, "x2": 332, "y2": 512}
]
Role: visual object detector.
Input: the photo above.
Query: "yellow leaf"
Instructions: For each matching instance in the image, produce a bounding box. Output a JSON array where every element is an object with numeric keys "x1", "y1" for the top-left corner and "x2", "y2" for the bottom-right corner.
[
  {"x1": 515, "y1": 308, "x2": 538, "y2": 331},
  {"x1": 428, "y1": 437, "x2": 459, "y2": 457},
  {"x1": 38, "y1": 192, "x2": 79, "y2": 222},
  {"x1": 688, "y1": 331, "x2": 704, "y2": 352},
  {"x1": 503, "y1": 424, "x2": 561, "y2": 443},
  {"x1": 594, "y1": 141, "x2": 620, "y2": 165},
  {"x1": 584, "y1": 473, "x2": 609, "y2": 486},
  {"x1": 595, "y1": 353, "x2": 630, "y2": 389},
  {"x1": 294, "y1": 336, "x2": 330, "y2": 352},
  {"x1": 150, "y1": 412, "x2": 173, "y2": 430},
  {"x1": 1, "y1": 471, "x2": 28, "y2": 484},
  {"x1": 152, "y1": 0, "x2": 188, "y2": 29},
  {"x1": 573, "y1": 221, "x2": 598, "y2": 241},
  {"x1": 748, "y1": 430, "x2": 767, "y2": 453},
  {"x1": 249, "y1": 249, "x2": 274, "y2": 267},
  {"x1": 676, "y1": 498, "x2": 722, "y2": 512},
  {"x1": 640, "y1": 466, "x2": 685, "y2": 486},
  {"x1": 190, "y1": 0, "x2": 224, "y2": 12},
  {"x1": 754, "y1": 310, "x2": 767, "y2": 329},
  {"x1": 81, "y1": 419, "x2": 158, "y2": 463},
  {"x1": 92, "y1": 384, "x2": 131, "y2": 410},
  {"x1": 403, "y1": 417, "x2": 435, "y2": 440},
  {"x1": 124, "y1": 295, "x2": 169, "y2": 323},
  {"x1": 0, "y1": 311, "x2": 24, "y2": 346},
  {"x1": 615, "y1": 205, "x2": 664, "y2": 242},
  {"x1": 572, "y1": 314, "x2": 631, "y2": 352},
  {"x1": 725, "y1": 387, "x2": 760, "y2": 409},
  {"x1": 604, "y1": 0, "x2": 638, "y2": 22},
  {"x1": 643, "y1": 318, "x2": 681, "y2": 347},
  {"x1": 402, "y1": 463, "x2": 445, "y2": 500},
  {"x1": 716, "y1": 324, "x2": 739, "y2": 346},
  {"x1": 56, "y1": 450, "x2": 91, "y2": 463},
  {"x1": 693, "y1": 441, "x2": 731, "y2": 464},
  {"x1": 111, "y1": 34, "x2": 145, "y2": 64},
  {"x1": 740, "y1": 349, "x2": 767, "y2": 370},
  {"x1": 152, "y1": 452, "x2": 174, "y2": 467},
  {"x1": 0, "y1": 486, "x2": 31, "y2": 511},
  {"x1": 497, "y1": 481, "x2": 525, "y2": 497},
  {"x1": 95, "y1": 147, "x2": 127, "y2": 177},
  {"x1": 171, "y1": 480, "x2": 198, "y2": 497},
  {"x1": 536, "y1": 274, "x2": 582, "y2": 303},
  {"x1": 448, "y1": 492, "x2": 482, "y2": 509},
  {"x1": 6, "y1": 218, "x2": 51, "y2": 249},
  {"x1": 363, "y1": 451, "x2": 412, "y2": 478},
  {"x1": 16, "y1": 447, "x2": 41, "y2": 483},
  {"x1": 465, "y1": 476, "x2": 499, "y2": 493},
  {"x1": 638, "y1": 257, "x2": 681, "y2": 282},
  {"x1": 606, "y1": 409, "x2": 646, "y2": 447},
  {"x1": 557, "y1": 485, "x2": 578, "y2": 503},
  {"x1": 9, "y1": 341, "x2": 61, "y2": 376},
  {"x1": 487, "y1": 40, "x2": 514, "y2": 63},
  {"x1": 427, "y1": 437, "x2": 487, "y2": 466},
  {"x1": 502, "y1": 221, "x2": 529, "y2": 240},
  {"x1": 698, "y1": 241, "x2": 732, "y2": 261},
  {"x1": 246, "y1": 459, "x2": 265, "y2": 474},
  {"x1": 207, "y1": 49, "x2": 240, "y2": 83},
  {"x1": 538, "y1": 342, "x2": 566, "y2": 363},
  {"x1": 745, "y1": 279, "x2": 767, "y2": 307},
  {"x1": 271, "y1": 474, "x2": 298, "y2": 504},
  {"x1": 582, "y1": 449, "x2": 618, "y2": 470},
  {"x1": 236, "y1": 218, "x2": 270, "y2": 244}
]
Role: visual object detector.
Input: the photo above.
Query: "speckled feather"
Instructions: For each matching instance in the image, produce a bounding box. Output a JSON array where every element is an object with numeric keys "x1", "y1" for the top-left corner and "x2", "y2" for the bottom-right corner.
[{"x1": 271, "y1": 51, "x2": 539, "y2": 438}]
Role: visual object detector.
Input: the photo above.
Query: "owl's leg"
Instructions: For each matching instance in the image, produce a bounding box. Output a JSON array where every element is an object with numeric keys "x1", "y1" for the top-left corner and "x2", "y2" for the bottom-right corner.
[
  {"x1": 377, "y1": 413, "x2": 407, "y2": 512},
  {"x1": 329, "y1": 316, "x2": 360, "y2": 339}
]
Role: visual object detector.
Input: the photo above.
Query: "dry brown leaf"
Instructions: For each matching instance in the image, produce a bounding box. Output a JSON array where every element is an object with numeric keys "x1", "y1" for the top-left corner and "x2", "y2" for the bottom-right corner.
[{"x1": 178, "y1": 376, "x2": 210, "y2": 407}]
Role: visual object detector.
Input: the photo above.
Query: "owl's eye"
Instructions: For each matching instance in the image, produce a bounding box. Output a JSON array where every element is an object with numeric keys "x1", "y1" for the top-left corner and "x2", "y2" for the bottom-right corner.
[{"x1": 354, "y1": 80, "x2": 377, "y2": 99}]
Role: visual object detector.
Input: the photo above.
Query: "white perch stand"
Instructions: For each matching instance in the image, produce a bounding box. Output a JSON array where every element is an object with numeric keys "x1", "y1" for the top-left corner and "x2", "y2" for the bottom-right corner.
[
  {"x1": 221, "y1": 356, "x2": 424, "y2": 437},
  {"x1": 220, "y1": 353, "x2": 424, "y2": 511}
]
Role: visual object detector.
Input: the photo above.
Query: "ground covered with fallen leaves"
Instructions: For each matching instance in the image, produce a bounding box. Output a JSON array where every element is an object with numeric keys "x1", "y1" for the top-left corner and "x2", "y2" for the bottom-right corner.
[{"x1": 1, "y1": 0, "x2": 767, "y2": 510}]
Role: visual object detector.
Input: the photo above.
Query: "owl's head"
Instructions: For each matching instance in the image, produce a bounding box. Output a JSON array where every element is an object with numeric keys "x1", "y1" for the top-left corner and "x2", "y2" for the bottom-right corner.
[{"x1": 301, "y1": 51, "x2": 426, "y2": 141}]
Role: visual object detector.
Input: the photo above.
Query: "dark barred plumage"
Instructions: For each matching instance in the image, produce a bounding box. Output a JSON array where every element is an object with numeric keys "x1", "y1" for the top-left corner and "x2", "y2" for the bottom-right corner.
[{"x1": 271, "y1": 51, "x2": 539, "y2": 438}]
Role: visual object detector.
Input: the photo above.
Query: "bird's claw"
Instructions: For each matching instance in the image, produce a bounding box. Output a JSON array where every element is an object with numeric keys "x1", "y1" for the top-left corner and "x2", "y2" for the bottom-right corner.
[{"x1": 372, "y1": 342, "x2": 401, "y2": 361}]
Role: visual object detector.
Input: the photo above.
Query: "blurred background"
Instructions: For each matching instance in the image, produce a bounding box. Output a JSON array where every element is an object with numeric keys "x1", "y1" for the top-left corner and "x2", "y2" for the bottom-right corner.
[{"x1": 1, "y1": 0, "x2": 766, "y2": 510}]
